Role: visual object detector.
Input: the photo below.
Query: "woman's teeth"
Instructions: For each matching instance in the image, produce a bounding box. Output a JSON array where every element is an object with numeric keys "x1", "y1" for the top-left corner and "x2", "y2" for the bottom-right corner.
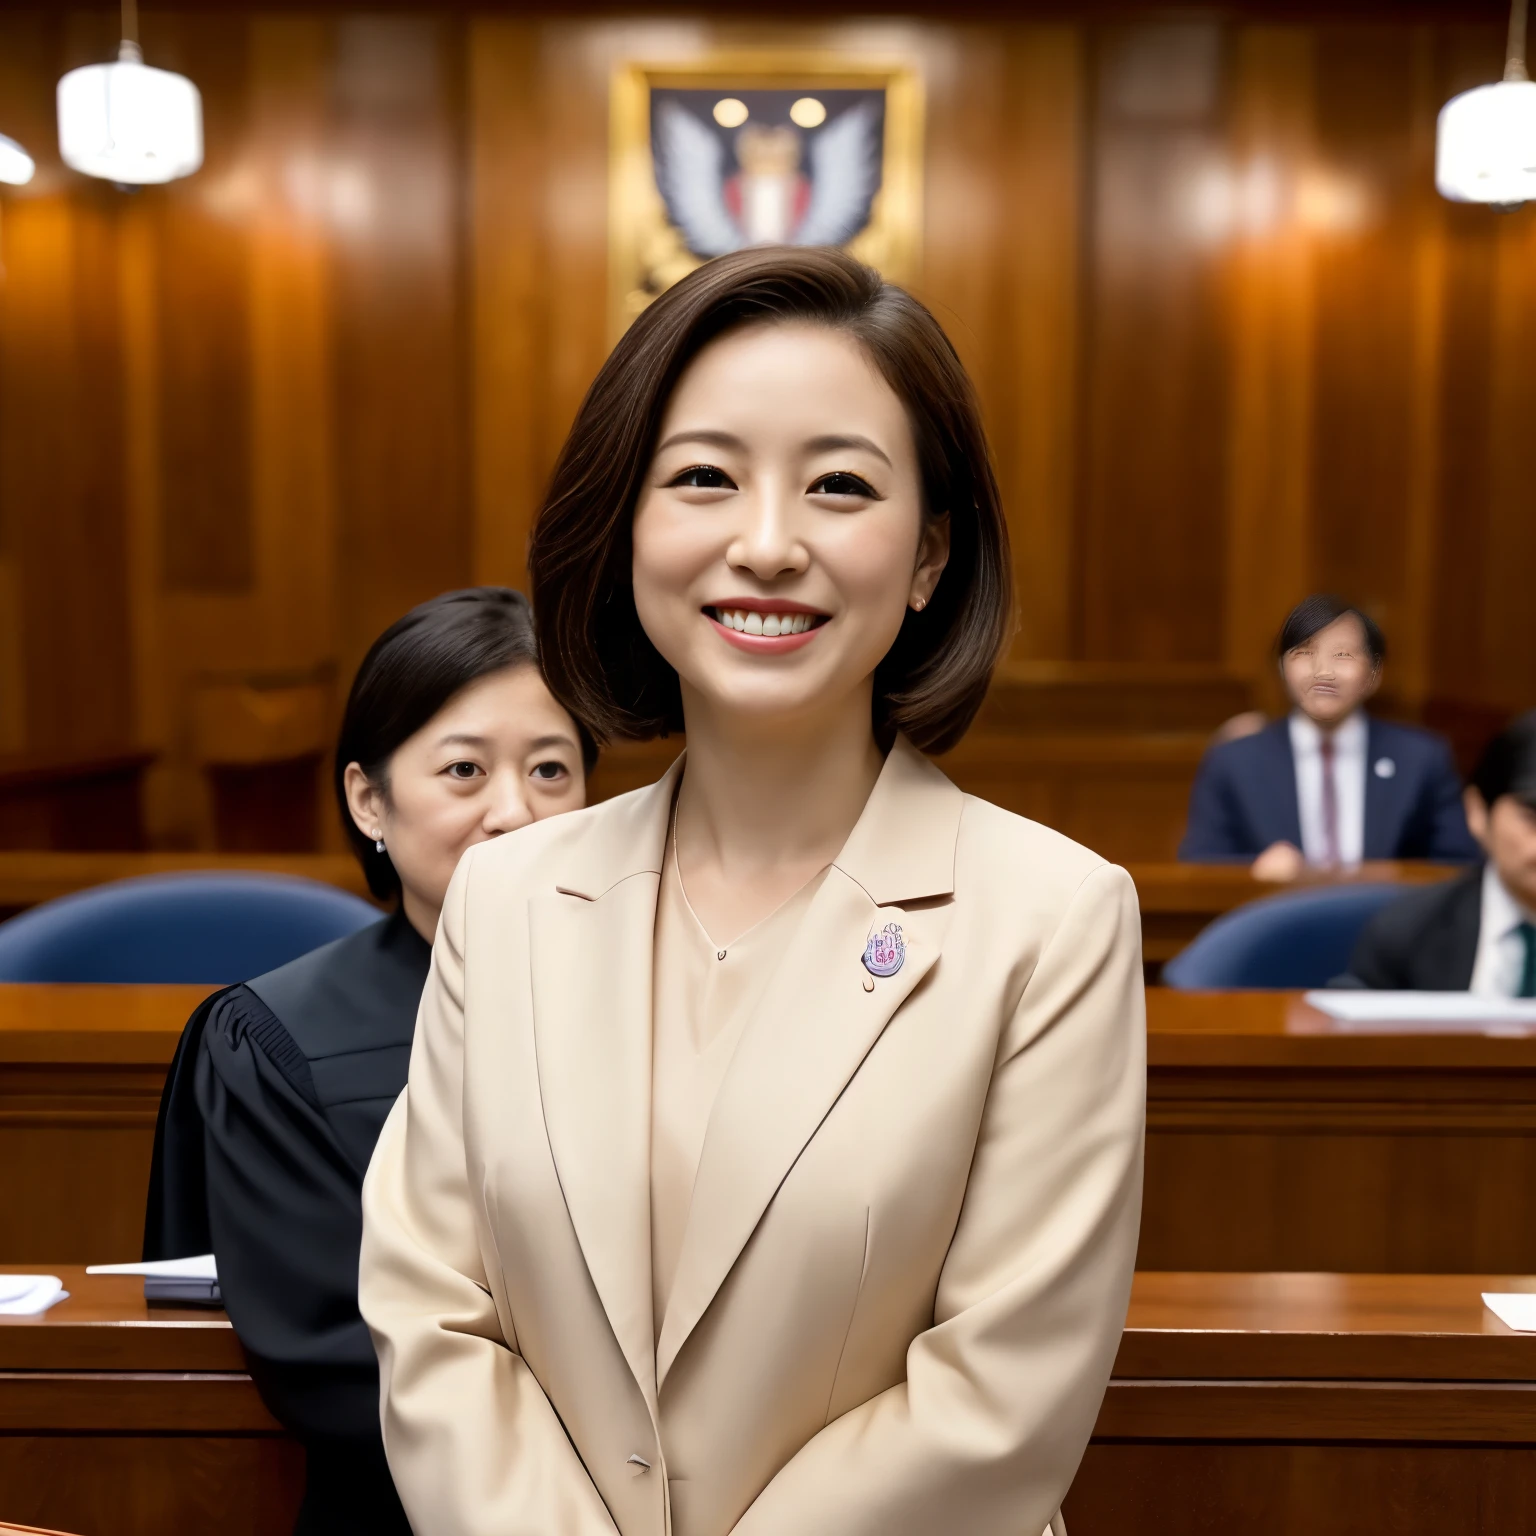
[{"x1": 710, "y1": 608, "x2": 819, "y2": 636}]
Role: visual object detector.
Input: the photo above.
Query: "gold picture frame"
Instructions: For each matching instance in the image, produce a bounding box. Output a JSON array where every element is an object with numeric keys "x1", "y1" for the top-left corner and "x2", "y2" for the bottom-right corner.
[{"x1": 609, "y1": 52, "x2": 924, "y2": 339}]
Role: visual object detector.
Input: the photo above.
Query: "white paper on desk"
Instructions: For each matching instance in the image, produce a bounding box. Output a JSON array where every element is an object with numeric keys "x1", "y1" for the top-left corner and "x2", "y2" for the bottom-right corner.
[
  {"x1": 1304, "y1": 991, "x2": 1536, "y2": 1032},
  {"x1": 87, "y1": 1254, "x2": 218, "y2": 1281},
  {"x1": 0, "y1": 1274, "x2": 68, "y2": 1315},
  {"x1": 1483, "y1": 1293, "x2": 1536, "y2": 1332}
]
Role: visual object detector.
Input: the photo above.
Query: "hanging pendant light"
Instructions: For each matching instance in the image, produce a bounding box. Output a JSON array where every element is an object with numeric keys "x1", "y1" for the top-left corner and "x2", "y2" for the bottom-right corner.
[
  {"x1": 0, "y1": 134, "x2": 34, "y2": 186},
  {"x1": 1436, "y1": 0, "x2": 1536, "y2": 207},
  {"x1": 57, "y1": 0, "x2": 202, "y2": 186}
]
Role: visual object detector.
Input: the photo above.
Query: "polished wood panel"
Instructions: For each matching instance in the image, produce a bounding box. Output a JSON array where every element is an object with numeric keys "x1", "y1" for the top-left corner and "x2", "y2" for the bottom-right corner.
[
  {"x1": 0, "y1": 986, "x2": 213, "y2": 1262},
  {"x1": 0, "y1": 1268, "x2": 301, "y2": 1536},
  {"x1": 0, "y1": 8, "x2": 1528, "y2": 859},
  {"x1": 0, "y1": 850, "x2": 369, "y2": 920},
  {"x1": 1144, "y1": 990, "x2": 1536, "y2": 1273},
  {"x1": 0, "y1": 751, "x2": 153, "y2": 851},
  {"x1": 7, "y1": 974, "x2": 1525, "y2": 1269},
  {"x1": 1068, "y1": 1270, "x2": 1536, "y2": 1535},
  {"x1": 6, "y1": 1267, "x2": 1534, "y2": 1536}
]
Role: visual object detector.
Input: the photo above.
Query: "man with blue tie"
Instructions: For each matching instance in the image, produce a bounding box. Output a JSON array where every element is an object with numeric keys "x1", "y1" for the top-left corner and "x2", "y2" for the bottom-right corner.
[
  {"x1": 1344, "y1": 713, "x2": 1536, "y2": 993},
  {"x1": 1179, "y1": 594, "x2": 1478, "y2": 874}
]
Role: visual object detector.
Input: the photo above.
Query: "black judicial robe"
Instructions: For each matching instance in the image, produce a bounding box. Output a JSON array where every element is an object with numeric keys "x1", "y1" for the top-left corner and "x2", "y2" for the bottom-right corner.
[{"x1": 144, "y1": 911, "x2": 431, "y2": 1536}]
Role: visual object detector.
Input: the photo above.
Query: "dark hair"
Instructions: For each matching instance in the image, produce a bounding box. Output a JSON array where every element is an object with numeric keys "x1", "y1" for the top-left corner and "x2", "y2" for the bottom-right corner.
[
  {"x1": 1276, "y1": 594, "x2": 1386, "y2": 667},
  {"x1": 333, "y1": 587, "x2": 597, "y2": 901},
  {"x1": 1469, "y1": 711, "x2": 1536, "y2": 809},
  {"x1": 529, "y1": 246, "x2": 1012, "y2": 754}
]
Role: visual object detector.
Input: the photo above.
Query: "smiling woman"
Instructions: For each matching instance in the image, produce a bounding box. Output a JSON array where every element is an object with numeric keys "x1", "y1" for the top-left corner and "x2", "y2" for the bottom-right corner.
[{"x1": 360, "y1": 250, "x2": 1146, "y2": 1536}]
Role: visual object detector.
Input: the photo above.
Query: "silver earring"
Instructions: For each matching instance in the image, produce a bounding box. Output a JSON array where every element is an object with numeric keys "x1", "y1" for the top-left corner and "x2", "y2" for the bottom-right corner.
[{"x1": 373, "y1": 833, "x2": 386, "y2": 853}]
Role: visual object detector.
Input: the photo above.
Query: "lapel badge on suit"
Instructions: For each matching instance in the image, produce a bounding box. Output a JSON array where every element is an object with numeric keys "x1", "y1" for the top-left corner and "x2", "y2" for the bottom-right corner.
[
  {"x1": 862, "y1": 921, "x2": 905, "y2": 978},
  {"x1": 1374, "y1": 757, "x2": 1396, "y2": 779}
]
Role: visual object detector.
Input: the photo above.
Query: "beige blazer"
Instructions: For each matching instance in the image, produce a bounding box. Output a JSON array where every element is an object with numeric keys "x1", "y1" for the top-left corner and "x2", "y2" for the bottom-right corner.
[{"x1": 360, "y1": 737, "x2": 1145, "y2": 1536}]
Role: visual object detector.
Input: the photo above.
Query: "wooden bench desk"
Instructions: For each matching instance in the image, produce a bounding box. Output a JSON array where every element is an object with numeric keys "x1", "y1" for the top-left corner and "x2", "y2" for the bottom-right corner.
[
  {"x1": 1068, "y1": 1271, "x2": 1536, "y2": 1534},
  {"x1": 0, "y1": 986, "x2": 212, "y2": 1262},
  {"x1": 0, "y1": 1267, "x2": 300, "y2": 1536},
  {"x1": 1144, "y1": 990, "x2": 1536, "y2": 1273},
  {"x1": 9, "y1": 985, "x2": 1536, "y2": 1271},
  {"x1": 4, "y1": 1268, "x2": 1532, "y2": 1536}
]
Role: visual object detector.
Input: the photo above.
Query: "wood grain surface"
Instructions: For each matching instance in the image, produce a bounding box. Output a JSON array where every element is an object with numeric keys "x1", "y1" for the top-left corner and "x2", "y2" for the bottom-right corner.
[
  {"x1": 10, "y1": 978, "x2": 1533, "y2": 1268},
  {"x1": 4, "y1": 1268, "x2": 1533, "y2": 1536},
  {"x1": 0, "y1": 8, "x2": 1527, "y2": 858}
]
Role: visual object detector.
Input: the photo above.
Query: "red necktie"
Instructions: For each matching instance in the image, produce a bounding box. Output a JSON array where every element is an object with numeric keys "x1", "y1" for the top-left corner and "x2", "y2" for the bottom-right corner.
[{"x1": 1320, "y1": 735, "x2": 1340, "y2": 866}]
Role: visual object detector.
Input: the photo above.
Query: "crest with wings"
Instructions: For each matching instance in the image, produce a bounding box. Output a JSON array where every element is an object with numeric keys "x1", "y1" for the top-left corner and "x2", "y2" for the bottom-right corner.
[{"x1": 650, "y1": 89, "x2": 885, "y2": 258}]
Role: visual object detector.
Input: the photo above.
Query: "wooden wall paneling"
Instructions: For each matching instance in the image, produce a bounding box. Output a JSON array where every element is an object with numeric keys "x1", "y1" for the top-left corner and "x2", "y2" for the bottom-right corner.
[
  {"x1": 996, "y1": 27, "x2": 1083, "y2": 663},
  {"x1": 1480, "y1": 203, "x2": 1536, "y2": 712},
  {"x1": 245, "y1": 16, "x2": 340, "y2": 680},
  {"x1": 153, "y1": 15, "x2": 255, "y2": 596},
  {"x1": 1223, "y1": 25, "x2": 1314, "y2": 711},
  {"x1": 1078, "y1": 21, "x2": 1232, "y2": 664},
  {"x1": 1306, "y1": 26, "x2": 1420, "y2": 637},
  {"x1": 920, "y1": 24, "x2": 1082, "y2": 663},
  {"x1": 470, "y1": 18, "x2": 549, "y2": 593},
  {"x1": 0, "y1": 151, "x2": 135, "y2": 763},
  {"x1": 329, "y1": 13, "x2": 473, "y2": 683},
  {"x1": 1390, "y1": 26, "x2": 1450, "y2": 713}
]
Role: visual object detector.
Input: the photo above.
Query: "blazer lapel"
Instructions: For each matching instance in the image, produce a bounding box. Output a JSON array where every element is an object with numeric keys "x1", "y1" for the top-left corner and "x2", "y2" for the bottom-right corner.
[
  {"x1": 656, "y1": 740, "x2": 963, "y2": 1388},
  {"x1": 528, "y1": 757, "x2": 682, "y2": 1413}
]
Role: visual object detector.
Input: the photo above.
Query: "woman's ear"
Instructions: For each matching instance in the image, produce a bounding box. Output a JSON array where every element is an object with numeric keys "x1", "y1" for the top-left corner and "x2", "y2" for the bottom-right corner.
[
  {"x1": 343, "y1": 761, "x2": 386, "y2": 841},
  {"x1": 910, "y1": 513, "x2": 951, "y2": 609}
]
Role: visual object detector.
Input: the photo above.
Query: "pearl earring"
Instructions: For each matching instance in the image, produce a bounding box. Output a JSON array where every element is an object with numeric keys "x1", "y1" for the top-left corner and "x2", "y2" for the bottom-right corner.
[{"x1": 373, "y1": 833, "x2": 386, "y2": 853}]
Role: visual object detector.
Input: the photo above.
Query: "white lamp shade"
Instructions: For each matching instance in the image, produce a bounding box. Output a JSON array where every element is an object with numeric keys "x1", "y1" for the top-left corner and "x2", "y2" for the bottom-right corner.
[
  {"x1": 1436, "y1": 78, "x2": 1536, "y2": 205},
  {"x1": 57, "y1": 54, "x2": 202, "y2": 185},
  {"x1": 0, "y1": 133, "x2": 34, "y2": 186}
]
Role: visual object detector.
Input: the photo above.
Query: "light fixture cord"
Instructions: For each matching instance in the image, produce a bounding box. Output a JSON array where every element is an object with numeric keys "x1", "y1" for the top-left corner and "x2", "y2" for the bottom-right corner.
[
  {"x1": 1508, "y1": 0, "x2": 1530, "y2": 82},
  {"x1": 121, "y1": 0, "x2": 138, "y2": 46}
]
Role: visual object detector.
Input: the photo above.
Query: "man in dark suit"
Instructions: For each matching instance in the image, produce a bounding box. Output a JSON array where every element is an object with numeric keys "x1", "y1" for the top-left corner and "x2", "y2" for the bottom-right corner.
[
  {"x1": 1179, "y1": 594, "x2": 1477, "y2": 875},
  {"x1": 1346, "y1": 713, "x2": 1536, "y2": 992}
]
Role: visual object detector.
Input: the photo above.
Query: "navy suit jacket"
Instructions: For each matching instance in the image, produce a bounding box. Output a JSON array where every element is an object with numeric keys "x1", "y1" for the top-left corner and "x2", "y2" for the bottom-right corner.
[{"x1": 1178, "y1": 715, "x2": 1479, "y2": 864}]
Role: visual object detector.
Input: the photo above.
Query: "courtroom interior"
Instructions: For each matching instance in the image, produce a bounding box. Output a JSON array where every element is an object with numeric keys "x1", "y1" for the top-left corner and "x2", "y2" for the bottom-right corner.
[{"x1": 2, "y1": 0, "x2": 1535, "y2": 1532}]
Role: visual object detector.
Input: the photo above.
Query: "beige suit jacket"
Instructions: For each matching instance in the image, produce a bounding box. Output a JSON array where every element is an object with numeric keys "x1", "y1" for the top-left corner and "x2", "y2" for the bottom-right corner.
[{"x1": 360, "y1": 738, "x2": 1145, "y2": 1536}]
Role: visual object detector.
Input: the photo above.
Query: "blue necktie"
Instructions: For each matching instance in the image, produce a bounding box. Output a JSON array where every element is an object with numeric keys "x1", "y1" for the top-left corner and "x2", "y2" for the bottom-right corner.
[{"x1": 1519, "y1": 921, "x2": 1536, "y2": 1000}]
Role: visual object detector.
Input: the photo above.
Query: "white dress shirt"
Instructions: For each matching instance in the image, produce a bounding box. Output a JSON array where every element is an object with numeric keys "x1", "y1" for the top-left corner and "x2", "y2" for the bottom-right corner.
[
  {"x1": 1289, "y1": 710, "x2": 1367, "y2": 867},
  {"x1": 1470, "y1": 862, "x2": 1536, "y2": 998}
]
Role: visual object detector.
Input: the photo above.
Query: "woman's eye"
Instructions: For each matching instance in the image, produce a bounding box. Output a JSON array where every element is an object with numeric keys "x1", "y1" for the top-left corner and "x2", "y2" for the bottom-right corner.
[
  {"x1": 531, "y1": 761, "x2": 568, "y2": 782},
  {"x1": 668, "y1": 464, "x2": 736, "y2": 490},
  {"x1": 809, "y1": 471, "x2": 878, "y2": 498},
  {"x1": 444, "y1": 761, "x2": 483, "y2": 781}
]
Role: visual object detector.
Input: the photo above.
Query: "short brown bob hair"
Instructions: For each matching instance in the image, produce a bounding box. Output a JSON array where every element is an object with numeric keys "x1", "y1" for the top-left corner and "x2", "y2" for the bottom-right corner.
[{"x1": 529, "y1": 246, "x2": 1012, "y2": 754}]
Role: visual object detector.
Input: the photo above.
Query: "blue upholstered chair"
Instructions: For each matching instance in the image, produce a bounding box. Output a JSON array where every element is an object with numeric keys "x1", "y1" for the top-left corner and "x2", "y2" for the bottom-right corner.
[
  {"x1": 0, "y1": 873, "x2": 379, "y2": 984},
  {"x1": 1161, "y1": 882, "x2": 1405, "y2": 990}
]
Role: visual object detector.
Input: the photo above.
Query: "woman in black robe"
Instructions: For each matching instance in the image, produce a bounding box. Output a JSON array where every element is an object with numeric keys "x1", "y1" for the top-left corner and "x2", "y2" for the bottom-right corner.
[{"x1": 144, "y1": 587, "x2": 594, "y2": 1535}]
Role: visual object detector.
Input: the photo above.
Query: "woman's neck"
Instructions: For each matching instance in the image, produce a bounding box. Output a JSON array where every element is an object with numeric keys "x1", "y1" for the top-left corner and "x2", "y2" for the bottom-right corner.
[{"x1": 673, "y1": 684, "x2": 885, "y2": 945}]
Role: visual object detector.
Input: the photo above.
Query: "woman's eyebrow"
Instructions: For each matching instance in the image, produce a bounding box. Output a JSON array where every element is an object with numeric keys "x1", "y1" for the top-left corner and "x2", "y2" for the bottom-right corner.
[
  {"x1": 655, "y1": 428, "x2": 746, "y2": 455},
  {"x1": 805, "y1": 432, "x2": 892, "y2": 467}
]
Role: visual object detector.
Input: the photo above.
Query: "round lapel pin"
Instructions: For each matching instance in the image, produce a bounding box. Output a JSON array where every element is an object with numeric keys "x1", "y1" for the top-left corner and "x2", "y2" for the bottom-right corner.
[{"x1": 862, "y1": 922, "x2": 905, "y2": 978}]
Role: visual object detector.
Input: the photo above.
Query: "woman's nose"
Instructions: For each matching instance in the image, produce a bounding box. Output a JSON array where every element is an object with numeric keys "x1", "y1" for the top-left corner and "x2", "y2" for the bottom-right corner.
[
  {"x1": 728, "y1": 491, "x2": 808, "y2": 580},
  {"x1": 483, "y1": 778, "x2": 534, "y2": 836}
]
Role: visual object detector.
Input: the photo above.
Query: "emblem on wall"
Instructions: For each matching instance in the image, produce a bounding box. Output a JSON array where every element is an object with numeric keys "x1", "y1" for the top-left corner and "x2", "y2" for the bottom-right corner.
[
  {"x1": 609, "y1": 58, "x2": 923, "y2": 336},
  {"x1": 651, "y1": 90, "x2": 884, "y2": 257}
]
